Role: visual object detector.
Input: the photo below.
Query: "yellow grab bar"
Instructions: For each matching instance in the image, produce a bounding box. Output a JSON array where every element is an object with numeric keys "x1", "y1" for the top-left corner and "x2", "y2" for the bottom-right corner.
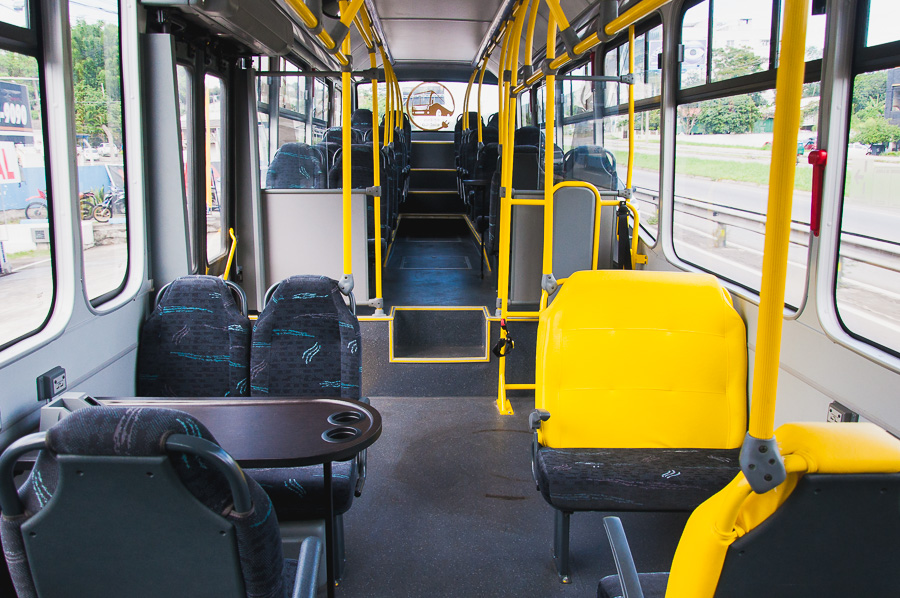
[{"x1": 223, "y1": 228, "x2": 237, "y2": 281}]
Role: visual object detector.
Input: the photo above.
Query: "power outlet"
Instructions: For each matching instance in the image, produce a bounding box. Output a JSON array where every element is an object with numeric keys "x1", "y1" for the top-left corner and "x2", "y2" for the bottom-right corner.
[
  {"x1": 827, "y1": 401, "x2": 859, "y2": 423},
  {"x1": 36, "y1": 366, "x2": 66, "y2": 401}
]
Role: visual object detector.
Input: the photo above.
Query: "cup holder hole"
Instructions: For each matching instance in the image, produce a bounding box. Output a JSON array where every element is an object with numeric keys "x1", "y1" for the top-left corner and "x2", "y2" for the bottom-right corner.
[
  {"x1": 323, "y1": 427, "x2": 361, "y2": 443},
  {"x1": 328, "y1": 411, "x2": 364, "y2": 425}
]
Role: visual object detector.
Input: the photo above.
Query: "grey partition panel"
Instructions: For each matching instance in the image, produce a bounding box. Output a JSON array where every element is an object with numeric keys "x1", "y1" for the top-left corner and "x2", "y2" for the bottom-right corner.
[
  {"x1": 261, "y1": 190, "x2": 370, "y2": 300},
  {"x1": 141, "y1": 34, "x2": 191, "y2": 285},
  {"x1": 508, "y1": 188, "x2": 600, "y2": 305}
]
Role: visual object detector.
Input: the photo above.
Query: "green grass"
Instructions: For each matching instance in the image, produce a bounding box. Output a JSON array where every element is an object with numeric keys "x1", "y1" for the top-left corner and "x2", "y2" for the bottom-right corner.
[
  {"x1": 628, "y1": 151, "x2": 813, "y2": 192},
  {"x1": 8, "y1": 249, "x2": 51, "y2": 261}
]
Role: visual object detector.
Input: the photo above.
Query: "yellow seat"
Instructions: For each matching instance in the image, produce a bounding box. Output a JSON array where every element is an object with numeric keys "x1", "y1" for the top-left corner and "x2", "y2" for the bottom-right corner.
[
  {"x1": 531, "y1": 270, "x2": 748, "y2": 581},
  {"x1": 536, "y1": 269, "x2": 747, "y2": 450},
  {"x1": 599, "y1": 422, "x2": 900, "y2": 597}
]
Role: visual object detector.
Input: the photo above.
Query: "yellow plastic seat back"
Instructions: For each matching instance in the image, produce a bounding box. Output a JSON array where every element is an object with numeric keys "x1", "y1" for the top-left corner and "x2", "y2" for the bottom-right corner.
[{"x1": 535, "y1": 270, "x2": 747, "y2": 449}]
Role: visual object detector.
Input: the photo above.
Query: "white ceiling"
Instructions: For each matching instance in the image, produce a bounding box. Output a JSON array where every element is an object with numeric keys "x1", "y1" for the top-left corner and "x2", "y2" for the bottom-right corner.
[{"x1": 345, "y1": 0, "x2": 616, "y2": 79}]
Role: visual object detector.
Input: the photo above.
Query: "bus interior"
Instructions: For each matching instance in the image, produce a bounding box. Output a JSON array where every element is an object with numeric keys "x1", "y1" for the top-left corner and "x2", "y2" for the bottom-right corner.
[{"x1": 0, "y1": 0, "x2": 899, "y2": 595}]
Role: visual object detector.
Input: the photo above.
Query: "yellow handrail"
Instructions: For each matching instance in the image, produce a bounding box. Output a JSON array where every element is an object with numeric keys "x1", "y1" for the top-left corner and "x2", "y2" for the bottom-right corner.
[
  {"x1": 367, "y1": 22, "x2": 383, "y2": 308},
  {"x1": 477, "y1": 58, "x2": 488, "y2": 143},
  {"x1": 282, "y1": 0, "x2": 350, "y2": 66},
  {"x1": 340, "y1": 0, "x2": 353, "y2": 279},
  {"x1": 605, "y1": 0, "x2": 671, "y2": 37},
  {"x1": 749, "y1": 0, "x2": 811, "y2": 440},
  {"x1": 463, "y1": 68, "x2": 478, "y2": 130},
  {"x1": 223, "y1": 227, "x2": 237, "y2": 281}
]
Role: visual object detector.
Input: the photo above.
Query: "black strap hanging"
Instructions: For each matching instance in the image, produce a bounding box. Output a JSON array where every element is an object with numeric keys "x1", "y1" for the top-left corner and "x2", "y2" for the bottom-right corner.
[
  {"x1": 616, "y1": 201, "x2": 632, "y2": 270},
  {"x1": 492, "y1": 318, "x2": 515, "y2": 358}
]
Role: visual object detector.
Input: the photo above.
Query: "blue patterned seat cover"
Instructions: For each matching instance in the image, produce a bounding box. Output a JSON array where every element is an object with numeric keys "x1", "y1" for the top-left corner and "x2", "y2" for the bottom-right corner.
[
  {"x1": 137, "y1": 275, "x2": 250, "y2": 397},
  {"x1": 266, "y1": 142, "x2": 327, "y2": 189},
  {"x1": 250, "y1": 275, "x2": 361, "y2": 399},
  {"x1": 0, "y1": 406, "x2": 293, "y2": 598}
]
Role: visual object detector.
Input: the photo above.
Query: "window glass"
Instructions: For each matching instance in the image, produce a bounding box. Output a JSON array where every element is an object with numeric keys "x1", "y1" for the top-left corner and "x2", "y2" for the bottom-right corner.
[
  {"x1": 313, "y1": 78, "x2": 327, "y2": 121},
  {"x1": 518, "y1": 91, "x2": 533, "y2": 127},
  {"x1": 562, "y1": 64, "x2": 592, "y2": 118},
  {"x1": 710, "y1": 0, "x2": 772, "y2": 83},
  {"x1": 604, "y1": 49, "x2": 618, "y2": 107},
  {"x1": 866, "y1": 0, "x2": 899, "y2": 47},
  {"x1": 604, "y1": 24, "x2": 663, "y2": 105},
  {"x1": 176, "y1": 65, "x2": 196, "y2": 272},
  {"x1": 0, "y1": 49, "x2": 52, "y2": 347},
  {"x1": 836, "y1": 68, "x2": 900, "y2": 352},
  {"x1": 536, "y1": 84, "x2": 546, "y2": 125},
  {"x1": 681, "y1": 1, "x2": 709, "y2": 89},
  {"x1": 0, "y1": 0, "x2": 27, "y2": 28},
  {"x1": 72, "y1": 0, "x2": 128, "y2": 301},
  {"x1": 561, "y1": 120, "x2": 594, "y2": 154},
  {"x1": 601, "y1": 113, "x2": 660, "y2": 239},
  {"x1": 333, "y1": 85, "x2": 341, "y2": 126},
  {"x1": 277, "y1": 76, "x2": 308, "y2": 149},
  {"x1": 673, "y1": 89, "x2": 814, "y2": 306},
  {"x1": 357, "y1": 82, "x2": 388, "y2": 116},
  {"x1": 205, "y1": 74, "x2": 225, "y2": 262}
]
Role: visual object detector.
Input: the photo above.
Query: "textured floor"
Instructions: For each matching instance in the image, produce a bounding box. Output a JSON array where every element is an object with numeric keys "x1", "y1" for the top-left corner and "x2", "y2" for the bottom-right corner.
[
  {"x1": 337, "y1": 397, "x2": 690, "y2": 597},
  {"x1": 379, "y1": 217, "x2": 497, "y2": 311}
]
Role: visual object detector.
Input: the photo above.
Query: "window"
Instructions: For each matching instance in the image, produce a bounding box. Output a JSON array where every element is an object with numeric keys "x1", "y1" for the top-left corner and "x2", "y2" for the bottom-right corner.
[
  {"x1": 73, "y1": 0, "x2": 129, "y2": 302},
  {"x1": 595, "y1": 21, "x2": 664, "y2": 240},
  {"x1": 332, "y1": 84, "x2": 341, "y2": 127},
  {"x1": 313, "y1": 78, "x2": 327, "y2": 143},
  {"x1": 205, "y1": 74, "x2": 225, "y2": 263},
  {"x1": 834, "y1": 1, "x2": 900, "y2": 354},
  {"x1": 0, "y1": 41, "x2": 53, "y2": 348},
  {"x1": 672, "y1": 0, "x2": 822, "y2": 306},
  {"x1": 176, "y1": 65, "x2": 196, "y2": 272},
  {"x1": 518, "y1": 91, "x2": 533, "y2": 127}
]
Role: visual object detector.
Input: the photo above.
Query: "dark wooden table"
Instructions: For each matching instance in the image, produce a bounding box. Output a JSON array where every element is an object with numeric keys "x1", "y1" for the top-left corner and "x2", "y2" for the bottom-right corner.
[{"x1": 99, "y1": 397, "x2": 382, "y2": 598}]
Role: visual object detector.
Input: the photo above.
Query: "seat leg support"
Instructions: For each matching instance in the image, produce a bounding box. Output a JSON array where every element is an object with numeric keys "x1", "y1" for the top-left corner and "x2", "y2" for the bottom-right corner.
[
  {"x1": 334, "y1": 513, "x2": 346, "y2": 582},
  {"x1": 553, "y1": 510, "x2": 571, "y2": 583}
]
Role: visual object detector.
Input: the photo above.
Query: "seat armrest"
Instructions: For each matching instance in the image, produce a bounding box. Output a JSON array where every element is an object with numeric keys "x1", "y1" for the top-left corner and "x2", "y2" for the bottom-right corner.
[
  {"x1": 602, "y1": 517, "x2": 645, "y2": 598},
  {"x1": 529, "y1": 410, "x2": 551, "y2": 490},
  {"x1": 291, "y1": 536, "x2": 322, "y2": 598}
]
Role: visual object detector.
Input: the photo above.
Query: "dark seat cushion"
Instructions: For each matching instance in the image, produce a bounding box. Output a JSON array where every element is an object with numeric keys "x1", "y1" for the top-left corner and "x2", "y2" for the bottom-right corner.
[
  {"x1": 248, "y1": 459, "x2": 358, "y2": 519},
  {"x1": 598, "y1": 572, "x2": 669, "y2": 598},
  {"x1": 536, "y1": 447, "x2": 740, "y2": 512}
]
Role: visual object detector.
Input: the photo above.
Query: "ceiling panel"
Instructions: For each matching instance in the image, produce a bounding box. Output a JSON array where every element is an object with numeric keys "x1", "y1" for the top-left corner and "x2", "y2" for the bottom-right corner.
[
  {"x1": 375, "y1": 0, "x2": 502, "y2": 22},
  {"x1": 382, "y1": 19, "x2": 491, "y2": 62}
]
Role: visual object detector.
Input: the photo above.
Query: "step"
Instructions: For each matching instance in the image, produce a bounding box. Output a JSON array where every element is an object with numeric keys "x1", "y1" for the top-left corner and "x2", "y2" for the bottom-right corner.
[{"x1": 390, "y1": 307, "x2": 488, "y2": 362}]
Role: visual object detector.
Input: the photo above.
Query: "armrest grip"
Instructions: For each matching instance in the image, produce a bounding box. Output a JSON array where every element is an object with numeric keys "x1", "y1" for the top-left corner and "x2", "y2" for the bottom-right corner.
[
  {"x1": 291, "y1": 536, "x2": 322, "y2": 598},
  {"x1": 603, "y1": 517, "x2": 644, "y2": 598}
]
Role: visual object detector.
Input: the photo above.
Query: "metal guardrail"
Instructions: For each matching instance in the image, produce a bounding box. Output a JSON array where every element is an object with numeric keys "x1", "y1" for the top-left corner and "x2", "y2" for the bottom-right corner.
[{"x1": 631, "y1": 186, "x2": 900, "y2": 274}]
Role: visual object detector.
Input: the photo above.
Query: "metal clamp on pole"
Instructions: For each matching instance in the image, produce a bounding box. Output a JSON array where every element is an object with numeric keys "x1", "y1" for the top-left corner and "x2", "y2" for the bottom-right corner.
[
  {"x1": 620, "y1": 73, "x2": 635, "y2": 85},
  {"x1": 519, "y1": 64, "x2": 534, "y2": 81},
  {"x1": 328, "y1": 21, "x2": 351, "y2": 50},
  {"x1": 540, "y1": 58, "x2": 559, "y2": 78},
  {"x1": 559, "y1": 26, "x2": 586, "y2": 58},
  {"x1": 339, "y1": 273, "x2": 354, "y2": 295},
  {"x1": 596, "y1": 0, "x2": 620, "y2": 43},
  {"x1": 365, "y1": 186, "x2": 382, "y2": 197},
  {"x1": 541, "y1": 273, "x2": 559, "y2": 295},
  {"x1": 619, "y1": 187, "x2": 633, "y2": 200},
  {"x1": 739, "y1": 433, "x2": 787, "y2": 493},
  {"x1": 308, "y1": 0, "x2": 325, "y2": 35}
]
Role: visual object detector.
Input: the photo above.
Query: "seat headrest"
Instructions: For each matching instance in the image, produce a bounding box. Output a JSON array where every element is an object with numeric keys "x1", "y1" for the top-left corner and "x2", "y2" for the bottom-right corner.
[
  {"x1": 515, "y1": 126, "x2": 543, "y2": 147},
  {"x1": 351, "y1": 109, "x2": 373, "y2": 126},
  {"x1": 45, "y1": 406, "x2": 217, "y2": 457},
  {"x1": 157, "y1": 275, "x2": 239, "y2": 314}
]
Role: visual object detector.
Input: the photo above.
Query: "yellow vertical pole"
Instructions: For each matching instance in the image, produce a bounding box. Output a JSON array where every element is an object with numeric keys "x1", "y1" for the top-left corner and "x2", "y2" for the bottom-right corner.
[
  {"x1": 340, "y1": 0, "x2": 353, "y2": 280},
  {"x1": 627, "y1": 26, "x2": 635, "y2": 190},
  {"x1": 497, "y1": 25, "x2": 511, "y2": 151},
  {"x1": 496, "y1": 0, "x2": 528, "y2": 416},
  {"x1": 750, "y1": 0, "x2": 810, "y2": 440},
  {"x1": 463, "y1": 69, "x2": 477, "y2": 131},
  {"x1": 477, "y1": 58, "x2": 488, "y2": 143},
  {"x1": 370, "y1": 44, "x2": 384, "y2": 312},
  {"x1": 541, "y1": 11, "x2": 557, "y2": 295}
]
